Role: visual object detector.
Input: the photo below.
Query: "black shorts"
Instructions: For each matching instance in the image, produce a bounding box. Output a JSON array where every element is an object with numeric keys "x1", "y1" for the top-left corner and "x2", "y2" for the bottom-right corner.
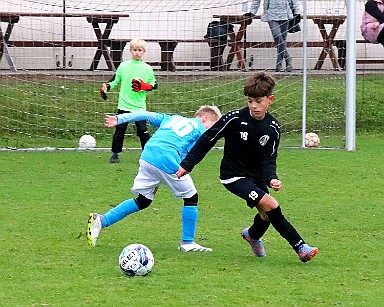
[{"x1": 223, "y1": 178, "x2": 269, "y2": 208}]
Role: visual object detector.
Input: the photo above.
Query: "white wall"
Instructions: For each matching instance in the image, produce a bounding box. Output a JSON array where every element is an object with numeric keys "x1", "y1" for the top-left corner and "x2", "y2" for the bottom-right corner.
[{"x1": 1, "y1": 0, "x2": 382, "y2": 70}]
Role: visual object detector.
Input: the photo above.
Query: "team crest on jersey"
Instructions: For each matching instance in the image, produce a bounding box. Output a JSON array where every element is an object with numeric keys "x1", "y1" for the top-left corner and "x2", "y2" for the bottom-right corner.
[{"x1": 259, "y1": 135, "x2": 269, "y2": 146}]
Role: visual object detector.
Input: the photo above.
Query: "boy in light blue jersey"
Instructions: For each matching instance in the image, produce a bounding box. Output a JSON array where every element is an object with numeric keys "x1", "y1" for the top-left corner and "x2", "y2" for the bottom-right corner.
[{"x1": 87, "y1": 106, "x2": 222, "y2": 252}]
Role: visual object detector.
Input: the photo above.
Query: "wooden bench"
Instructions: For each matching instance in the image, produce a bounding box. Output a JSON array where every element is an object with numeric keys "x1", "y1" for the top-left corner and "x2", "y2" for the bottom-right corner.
[
  {"x1": 0, "y1": 12, "x2": 130, "y2": 71},
  {"x1": 332, "y1": 40, "x2": 384, "y2": 69},
  {"x1": 11, "y1": 38, "x2": 381, "y2": 71},
  {"x1": 7, "y1": 39, "x2": 212, "y2": 71},
  {"x1": 111, "y1": 39, "x2": 211, "y2": 71},
  {"x1": 8, "y1": 40, "x2": 117, "y2": 70},
  {"x1": 356, "y1": 39, "x2": 384, "y2": 65},
  {"x1": 112, "y1": 38, "x2": 383, "y2": 71},
  {"x1": 228, "y1": 40, "x2": 340, "y2": 70},
  {"x1": 234, "y1": 39, "x2": 384, "y2": 70},
  {"x1": 213, "y1": 14, "x2": 347, "y2": 71}
]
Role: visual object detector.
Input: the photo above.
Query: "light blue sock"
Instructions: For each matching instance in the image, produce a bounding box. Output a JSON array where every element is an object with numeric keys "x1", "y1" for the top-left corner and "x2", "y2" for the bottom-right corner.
[
  {"x1": 102, "y1": 198, "x2": 139, "y2": 228},
  {"x1": 181, "y1": 206, "x2": 198, "y2": 243}
]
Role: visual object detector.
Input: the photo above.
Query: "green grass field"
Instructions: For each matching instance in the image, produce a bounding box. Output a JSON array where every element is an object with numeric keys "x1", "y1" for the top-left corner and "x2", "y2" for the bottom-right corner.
[{"x1": 1, "y1": 133, "x2": 383, "y2": 306}]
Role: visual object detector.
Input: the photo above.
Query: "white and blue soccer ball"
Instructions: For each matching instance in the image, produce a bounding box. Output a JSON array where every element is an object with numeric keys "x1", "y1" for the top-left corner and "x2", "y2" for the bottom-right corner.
[
  {"x1": 119, "y1": 244, "x2": 154, "y2": 276},
  {"x1": 78, "y1": 134, "x2": 96, "y2": 149}
]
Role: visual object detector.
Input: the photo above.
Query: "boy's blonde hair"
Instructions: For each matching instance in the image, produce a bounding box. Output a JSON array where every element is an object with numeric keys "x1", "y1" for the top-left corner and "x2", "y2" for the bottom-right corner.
[
  {"x1": 130, "y1": 38, "x2": 146, "y2": 50},
  {"x1": 194, "y1": 105, "x2": 222, "y2": 121}
]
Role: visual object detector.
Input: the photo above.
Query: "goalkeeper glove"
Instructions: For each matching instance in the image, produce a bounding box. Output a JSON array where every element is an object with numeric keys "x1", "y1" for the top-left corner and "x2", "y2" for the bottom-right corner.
[
  {"x1": 100, "y1": 83, "x2": 110, "y2": 100},
  {"x1": 132, "y1": 79, "x2": 153, "y2": 92}
]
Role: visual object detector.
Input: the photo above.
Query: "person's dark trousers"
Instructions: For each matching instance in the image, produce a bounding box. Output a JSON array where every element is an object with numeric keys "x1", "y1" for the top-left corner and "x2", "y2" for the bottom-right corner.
[
  {"x1": 111, "y1": 109, "x2": 150, "y2": 153},
  {"x1": 207, "y1": 39, "x2": 226, "y2": 71},
  {"x1": 378, "y1": 29, "x2": 384, "y2": 46}
]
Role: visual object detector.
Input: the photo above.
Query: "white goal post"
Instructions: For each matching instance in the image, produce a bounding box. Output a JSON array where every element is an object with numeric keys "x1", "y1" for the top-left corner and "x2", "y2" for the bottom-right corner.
[{"x1": 345, "y1": 0, "x2": 356, "y2": 151}]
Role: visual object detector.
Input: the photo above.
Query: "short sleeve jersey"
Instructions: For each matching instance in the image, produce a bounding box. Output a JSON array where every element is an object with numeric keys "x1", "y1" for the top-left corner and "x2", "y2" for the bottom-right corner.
[
  {"x1": 117, "y1": 112, "x2": 207, "y2": 174},
  {"x1": 108, "y1": 59, "x2": 156, "y2": 112},
  {"x1": 180, "y1": 107, "x2": 281, "y2": 185}
]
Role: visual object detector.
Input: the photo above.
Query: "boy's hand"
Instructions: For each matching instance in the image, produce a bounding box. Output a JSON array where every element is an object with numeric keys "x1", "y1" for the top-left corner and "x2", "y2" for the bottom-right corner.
[
  {"x1": 371, "y1": 21, "x2": 380, "y2": 29},
  {"x1": 270, "y1": 179, "x2": 282, "y2": 191},
  {"x1": 104, "y1": 115, "x2": 118, "y2": 127},
  {"x1": 100, "y1": 83, "x2": 110, "y2": 100},
  {"x1": 132, "y1": 79, "x2": 153, "y2": 92},
  {"x1": 176, "y1": 167, "x2": 189, "y2": 178}
]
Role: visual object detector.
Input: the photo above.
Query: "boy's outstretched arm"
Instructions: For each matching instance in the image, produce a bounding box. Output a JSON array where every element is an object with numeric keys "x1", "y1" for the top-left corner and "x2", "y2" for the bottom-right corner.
[{"x1": 105, "y1": 111, "x2": 163, "y2": 128}]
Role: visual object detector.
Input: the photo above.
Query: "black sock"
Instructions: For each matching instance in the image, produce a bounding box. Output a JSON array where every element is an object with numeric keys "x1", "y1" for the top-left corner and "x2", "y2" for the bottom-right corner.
[
  {"x1": 266, "y1": 206, "x2": 305, "y2": 253},
  {"x1": 248, "y1": 213, "x2": 270, "y2": 240}
]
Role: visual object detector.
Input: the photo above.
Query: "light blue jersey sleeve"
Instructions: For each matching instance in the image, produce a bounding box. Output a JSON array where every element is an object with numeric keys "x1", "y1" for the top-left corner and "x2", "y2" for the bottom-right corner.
[
  {"x1": 140, "y1": 115, "x2": 207, "y2": 174},
  {"x1": 116, "y1": 111, "x2": 165, "y2": 127}
]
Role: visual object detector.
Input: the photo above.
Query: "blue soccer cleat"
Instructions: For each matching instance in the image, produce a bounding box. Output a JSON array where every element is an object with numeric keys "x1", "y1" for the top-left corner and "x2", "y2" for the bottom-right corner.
[
  {"x1": 298, "y1": 244, "x2": 319, "y2": 262},
  {"x1": 241, "y1": 227, "x2": 266, "y2": 257}
]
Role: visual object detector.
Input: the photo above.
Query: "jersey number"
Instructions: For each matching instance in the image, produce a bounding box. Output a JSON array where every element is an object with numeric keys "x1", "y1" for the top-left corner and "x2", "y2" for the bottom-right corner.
[
  {"x1": 249, "y1": 190, "x2": 259, "y2": 201},
  {"x1": 163, "y1": 116, "x2": 198, "y2": 137},
  {"x1": 240, "y1": 131, "x2": 248, "y2": 140}
]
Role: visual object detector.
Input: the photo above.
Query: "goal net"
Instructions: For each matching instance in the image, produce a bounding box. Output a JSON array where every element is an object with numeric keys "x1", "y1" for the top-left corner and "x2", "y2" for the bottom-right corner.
[{"x1": 0, "y1": 0, "x2": 358, "y2": 150}]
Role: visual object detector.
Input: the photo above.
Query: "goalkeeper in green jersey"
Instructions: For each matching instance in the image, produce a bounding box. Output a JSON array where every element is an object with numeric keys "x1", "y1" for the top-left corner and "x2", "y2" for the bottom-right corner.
[{"x1": 100, "y1": 38, "x2": 157, "y2": 163}]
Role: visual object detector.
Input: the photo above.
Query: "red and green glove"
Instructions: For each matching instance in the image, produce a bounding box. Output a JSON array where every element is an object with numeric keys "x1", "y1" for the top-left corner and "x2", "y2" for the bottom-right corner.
[
  {"x1": 132, "y1": 79, "x2": 153, "y2": 92},
  {"x1": 100, "y1": 83, "x2": 110, "y2": 100}
]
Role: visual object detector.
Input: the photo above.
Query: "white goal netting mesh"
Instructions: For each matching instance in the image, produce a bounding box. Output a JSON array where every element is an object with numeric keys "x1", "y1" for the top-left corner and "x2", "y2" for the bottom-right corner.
[{"x1": 0, "y1": 0, "x2": 373, "y2": 150}]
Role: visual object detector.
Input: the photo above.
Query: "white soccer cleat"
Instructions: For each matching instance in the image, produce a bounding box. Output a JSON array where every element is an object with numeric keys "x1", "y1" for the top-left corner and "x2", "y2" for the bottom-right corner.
[
  {"x1": 179, "y1": 241, "x2": 212, "y2": 252},
  {"x1": 87, "y1": 213, "x2": 102, "y2": 247}
]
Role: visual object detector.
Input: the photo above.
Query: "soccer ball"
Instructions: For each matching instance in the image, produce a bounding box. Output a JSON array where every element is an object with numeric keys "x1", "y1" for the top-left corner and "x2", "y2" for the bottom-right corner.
[
  {"x1": 78, "y1": 134, "x2": 96, "y2": 149},
  {"x1": 119, "y1": 244, "x2": 154, "y2": 276},
  {"x1": 305, "y1": 132, "x2": 320, "y2": 148}
]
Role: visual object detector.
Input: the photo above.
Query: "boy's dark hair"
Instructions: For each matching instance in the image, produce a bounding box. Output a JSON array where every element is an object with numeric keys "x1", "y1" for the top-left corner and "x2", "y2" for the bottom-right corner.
[{"x1": 243, "y1": 72, "x2": 275, "y2": 98}]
